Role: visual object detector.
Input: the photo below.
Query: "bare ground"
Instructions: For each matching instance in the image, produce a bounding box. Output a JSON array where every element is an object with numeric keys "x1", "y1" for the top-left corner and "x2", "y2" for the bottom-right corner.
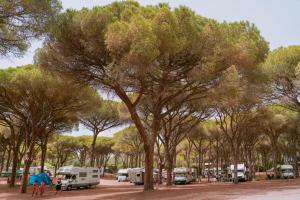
[{"x1": 0, "y1": 177, "x2": 300, "y2": 200}]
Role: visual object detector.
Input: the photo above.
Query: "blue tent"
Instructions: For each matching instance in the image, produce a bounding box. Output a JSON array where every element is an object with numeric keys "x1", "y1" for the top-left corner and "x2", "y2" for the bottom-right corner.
[{"x1": 28, "y1": 173, "x2": 51, "y2": 185}]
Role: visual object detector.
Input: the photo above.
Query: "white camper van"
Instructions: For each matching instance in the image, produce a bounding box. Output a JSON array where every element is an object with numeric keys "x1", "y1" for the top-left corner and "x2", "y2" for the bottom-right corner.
[
  {"x1": 279, "y1": 165, "x2": 294, "y2": 179},
  {"x1": 117, "y1": 168, "x2": 130, "y2": 182},
  {"x1": 230, "y1": 163, "x2": 248, "y2": 182},
  {"x1": 128, "y1": 168, "x2": 144, "y2": 185},
  {"x1": 267, "y1": 165, "x2": 294, "y2": 179},
  {"x1": 57, "y1": 166, "x2": 100, "y2": 190},
  {"x1": 173, "y1": 167, "x2": 194, "y2": 184}
]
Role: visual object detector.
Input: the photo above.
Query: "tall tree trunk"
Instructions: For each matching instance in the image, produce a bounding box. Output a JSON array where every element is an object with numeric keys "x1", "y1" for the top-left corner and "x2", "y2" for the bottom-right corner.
[
  {"x1": 271, "y1": 141, "x2": 279, "y2": 178},
  {"x1": 233, "y1": 144, "x2": 239, "y2": 184},
  {"x1": 292, "y1": 152, "x2": 299, "y2": 178},
  {"x1": 9, "y1": 146, "x2": 19, "y2": 187},
  {"x1": 198, "y1": 148, "x2": 201, "y2": 182},
  {"x1": 144, "y1": 143, "x2": 154, "y2": 190},
  {"x1": 0, "y1": 148, "x2": 6, "y2": 176},
  {"x1": 40, "y1": 137, "x2": 48, "y2": 173},
  {"x1": 21, "y1": 142, "x2": 35, "y2": 193},
  {"x1": 165, "y1": 149, "x2": 174, "y2": 186},
  {"x1": 135, "y1": 152, "x2": 139, "y2": 167},
  {"x1": 5, "y1": 147, "x2": 11, "y2": 171},
  {"x1": 216, "y1": 140, "x2": 219, "y2": 177},
  {"x1": 90, "y1": 131, "x2": 98, "y2": 167}
]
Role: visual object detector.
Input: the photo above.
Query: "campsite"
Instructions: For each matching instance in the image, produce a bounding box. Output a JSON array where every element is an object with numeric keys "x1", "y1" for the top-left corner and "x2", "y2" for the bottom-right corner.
[{"x1": 1, "y1": 0, "x2": 300, "y2": 199}]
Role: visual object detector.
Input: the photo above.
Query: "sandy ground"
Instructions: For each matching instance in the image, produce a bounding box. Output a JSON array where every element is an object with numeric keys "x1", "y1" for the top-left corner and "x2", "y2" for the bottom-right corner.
[{"x1": 0, "y1": 177, "x2": 300, "y2": 200}]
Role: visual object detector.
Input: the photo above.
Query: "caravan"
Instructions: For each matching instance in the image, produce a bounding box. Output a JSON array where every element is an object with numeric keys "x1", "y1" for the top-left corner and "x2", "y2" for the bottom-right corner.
[
  {"x1": 57, "y1": 166, "x2": 100, "y2": 190},
  {"x1": 128, "y1": 168, "x2": 144, "y2": 185},
  {"x1": 116, "y1": 168, "x2": 130, "y2": 182},
  {"x1": 267, "y1": 165, "x2": 294, "y2": 179},
  {"x1": 173, "y1": 167, "x2": 194, "y2": 184},
  {"x1": 230, "y1": 163, "x2": 248, "y2": 182}
]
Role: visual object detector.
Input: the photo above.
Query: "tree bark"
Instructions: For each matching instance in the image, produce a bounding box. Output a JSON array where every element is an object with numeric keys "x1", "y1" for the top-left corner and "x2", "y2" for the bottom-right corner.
[
  {"x1": 165, "y1": 148, "x2": 175, "y2": 186},
  {"x1": 9, "y1": 146, "x2": 19, "y2": 187},
  {"x1": 233, "y1": 144, "x2": 239, "y2": 184},
  {"x1": 90, "y1": 131, "x2": 98, "y2": 167},
  {"x1": 21, "y1": 141, "x2": 35, "y2": 193},
  {"x1": 144, "y1": 143, "x2": 154, "y2": 190},
  {"x1": 0, "y1": 148, "x2": 6, "y2": 176},
  {"x1": 5, "y1": 147, "x2": 11, "y2": 171},
  {"x1": 40, "y1": 136, "x2": 48, "y2": 173}
]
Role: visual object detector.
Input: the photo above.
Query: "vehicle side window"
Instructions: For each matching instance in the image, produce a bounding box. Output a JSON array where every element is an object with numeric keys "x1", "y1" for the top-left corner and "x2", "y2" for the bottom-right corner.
[
  {"x1": 92, "y1": 175, "x2": 98, "y2": 178},
  {"x1": 79, "y1": 172, "x2": 87, "y2": 177},
  {"x1": 92, "y1": 170, "x2": 98, "y2": 173},
  {"x1": 72, "y1": 175, "x2": 76, "y2": 180}
]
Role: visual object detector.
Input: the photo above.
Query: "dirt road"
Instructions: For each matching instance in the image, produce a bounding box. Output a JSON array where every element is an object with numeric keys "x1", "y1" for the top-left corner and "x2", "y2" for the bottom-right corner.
[{"x1": 0, "y1": 178, "x2": 300, "y2": 200}]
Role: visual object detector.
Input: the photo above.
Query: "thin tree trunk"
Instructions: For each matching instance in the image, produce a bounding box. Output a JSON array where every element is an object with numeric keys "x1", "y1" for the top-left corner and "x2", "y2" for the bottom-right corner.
[
  {"x1": 5, "y1": 147, "x2": 11, "y2": 171},
  {"x1": 90, "y1": 131, "x2": 98, "y2": 167},
  {"x1": 0, "y1": 148, "x2": 6, "y2": 176},
  {"x1": 9, "y1": 146, "x2": 19, "y2": 187},
  {"x1": 40, "y1": 137, "x2": 48, "y2": 173},
  {"x1": 233, "y1": 144, "x2": 239, "y2": 184}
]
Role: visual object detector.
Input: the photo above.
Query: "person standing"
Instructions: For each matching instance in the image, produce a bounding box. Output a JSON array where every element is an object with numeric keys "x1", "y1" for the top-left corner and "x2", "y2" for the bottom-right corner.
[
  {"x1": 32, "y1": 180, "x2": 39, "y2": 197},
  {"x1": 52, "y1": 176, "x2": 58, "y2": 190},
  {"x1": 39, "y1": 180, "x2": 45, "y2": 196},
  {"x1": 55, "y1": 179, "x2": 62, "y2": 195}
]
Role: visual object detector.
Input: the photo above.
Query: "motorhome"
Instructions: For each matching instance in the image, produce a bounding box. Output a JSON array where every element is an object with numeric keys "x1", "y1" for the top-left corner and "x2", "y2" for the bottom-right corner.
[
  {"x1": 191, "y1": 168, "x2": 198, "y2": 182},
  {"x1": 173, "y1": 167, "x2": 194, "y2": 184},
  {"x1": 116, "y1": 168, "x2": 130, "y2": 182},
  {"x1": 279, "y1": 165, "x2": 294, "y2": 179},
  {"x1": 57, "y1": 166, "x2": 100, "y2": 190},
  {"x1": 230, "y1": 163, "x2": 248, "y2": 182},
  {"x1": 128, "y1": 168, "x2": 144, "y2": 185},
  {"x1": 267, "y1": 165, "x2": 294, "y2": 179}
]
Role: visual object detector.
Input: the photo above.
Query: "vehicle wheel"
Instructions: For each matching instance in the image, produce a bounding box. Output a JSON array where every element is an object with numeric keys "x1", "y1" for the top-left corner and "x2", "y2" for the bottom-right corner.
[{"x1": 67, "y1": 186, "x2": 72, "y2": 191}]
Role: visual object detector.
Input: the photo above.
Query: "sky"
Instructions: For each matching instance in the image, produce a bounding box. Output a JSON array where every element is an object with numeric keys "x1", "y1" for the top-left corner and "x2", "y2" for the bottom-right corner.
[{"x1": 1, "y1": 0, "x2": 300, "y2": 136}]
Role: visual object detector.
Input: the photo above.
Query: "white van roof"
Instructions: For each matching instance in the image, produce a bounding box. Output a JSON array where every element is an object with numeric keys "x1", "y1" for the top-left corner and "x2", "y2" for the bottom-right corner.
[
  {"x1": 230, "y1": 164, "x2": 245, "y2": 170},
  {"x1": 280, "y1": 165, "x2": 293, "y2": 169},
  {"x1": 118, "y1": 169, "x2": 129, "y2": 173},
  {"x1": 57, "y1": 166, "x2": 100, "y2": 174}
]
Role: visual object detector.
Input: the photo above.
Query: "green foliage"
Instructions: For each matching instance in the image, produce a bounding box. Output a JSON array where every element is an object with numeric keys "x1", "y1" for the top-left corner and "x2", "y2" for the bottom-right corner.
[
  {"x1": 264, "y1": 45, "x2": 300, "y2": 77},
  {"x1": 0, "y1": 0, "x2": 61, "y2": 56}
]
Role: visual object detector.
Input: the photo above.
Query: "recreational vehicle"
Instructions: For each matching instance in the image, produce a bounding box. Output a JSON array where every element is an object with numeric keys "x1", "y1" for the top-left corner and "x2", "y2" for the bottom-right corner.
[
  {"x1": 57, "y1": 166, "x2": 100, "y2": 190},
  {"x1": 230, "y1": 163, "x2": 248, "y2": 182},
  {"x1": 116, "y1": 168, "x2": 130, "y2": 182},
  {"x1": 128, "y1": 168, "x2": 144, "y2": 185},
  {"x1": 173, "y1": 167, "x2": 194, "y2": 184},
  {"x1": 267, "y1": 165, "x2": 294, "y2": 179}
]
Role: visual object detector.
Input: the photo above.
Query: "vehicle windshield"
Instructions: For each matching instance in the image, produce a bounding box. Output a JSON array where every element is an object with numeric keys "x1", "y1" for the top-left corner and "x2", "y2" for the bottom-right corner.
[
  {"x1": 237, "y1": 170, "x2": 244, "y2": 173},
  {"x1": 118, "y1": 173, "x2": 128, "y2": 177},
  {"x1": 175, "y1": 173, "x2": 186, "y2": 177},
  {"x1": 282, "y1": 169, "x2": 292, "y2": 173}
]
